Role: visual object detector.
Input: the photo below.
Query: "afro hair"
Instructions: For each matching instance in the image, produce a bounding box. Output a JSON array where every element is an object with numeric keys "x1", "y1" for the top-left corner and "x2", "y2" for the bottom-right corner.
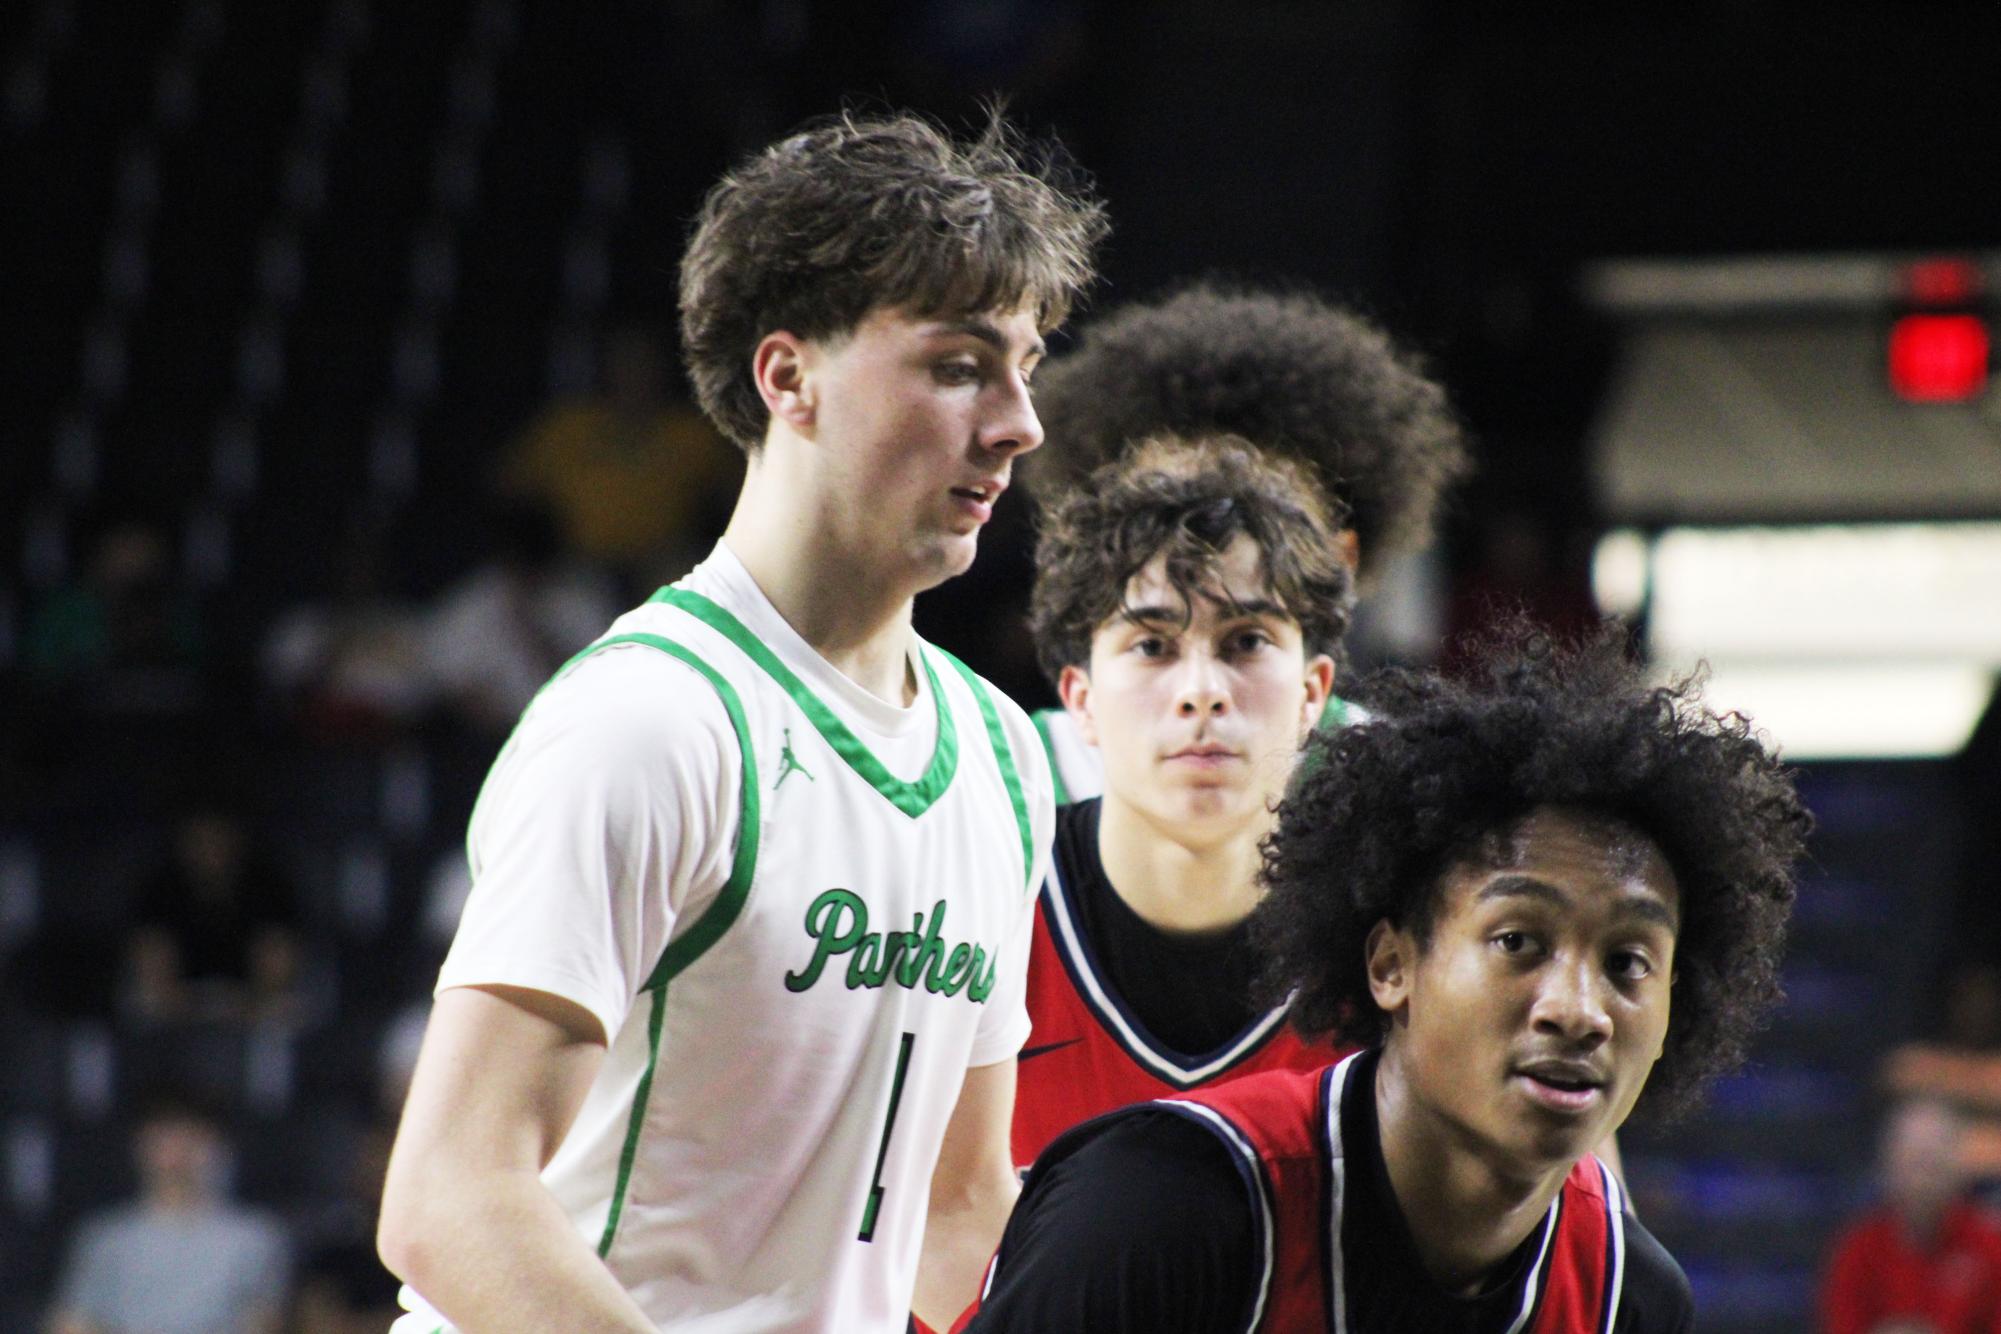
[
  {"x1": 1028, "y1": 282, "x2": 1471, "y2": 581},
  {"x1": 1251, "y1": 621, "x2": 1811, "y2": 1120}
]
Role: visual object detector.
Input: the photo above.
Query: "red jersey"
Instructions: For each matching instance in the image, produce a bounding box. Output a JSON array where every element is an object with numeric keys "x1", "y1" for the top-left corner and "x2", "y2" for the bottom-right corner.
[
  {"x1": 1170, "y1": 1053, "x2": 1633, "y2": 1334},
  {"x1": 1820, "y1": 1200, "x2": 2001, "y2": 1334},
  {"x1": 1011, "y1": 863, "x2": 1340, "y2": 1169}
]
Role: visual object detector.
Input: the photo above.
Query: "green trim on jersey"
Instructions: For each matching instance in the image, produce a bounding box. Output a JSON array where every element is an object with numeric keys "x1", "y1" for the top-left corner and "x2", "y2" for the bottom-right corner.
[
  {"x1": 937, "y1": 650, "x2": 1036, "y2": 893},
  {"x1": 1030, "y1": 708, "x2": 1071, "y2": 808},
  {"x1": 1320, "y1": 693, "x2": 1353, "y2": 728},
  {"x1": 601, "y1": 981, "x2": 669, "y2": 1259},
  {"x1": 650, "y1": 587, "x2": 959, "y2": 818},
  {"x1": 527, "y1": 631, "x2": 764, "y2": 1260}
]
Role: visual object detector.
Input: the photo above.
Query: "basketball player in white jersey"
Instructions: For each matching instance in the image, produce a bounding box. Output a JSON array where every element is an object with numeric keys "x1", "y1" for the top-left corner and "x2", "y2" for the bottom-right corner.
[{"x1": 376, "y1": 110, "x2": 1106, "y2": 1333}]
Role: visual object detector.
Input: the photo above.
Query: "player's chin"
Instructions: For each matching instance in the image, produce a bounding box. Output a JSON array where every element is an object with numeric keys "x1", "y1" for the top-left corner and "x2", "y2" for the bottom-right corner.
[{"x1": 913, "y1": 530, "x2": 981, "y2": 582}]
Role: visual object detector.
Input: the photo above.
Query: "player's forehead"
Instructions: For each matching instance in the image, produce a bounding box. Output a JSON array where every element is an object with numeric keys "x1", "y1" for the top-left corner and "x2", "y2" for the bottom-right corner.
[
  {"x1": 1108, "y1": 534, "x2": 1292, "y2": 630},
  {"x1": 846, "y1": 301, "x2": 1045, "y2": 358},
  {"x1": 1436, "y1": 806, "x2": 1681, "y2": 933}
]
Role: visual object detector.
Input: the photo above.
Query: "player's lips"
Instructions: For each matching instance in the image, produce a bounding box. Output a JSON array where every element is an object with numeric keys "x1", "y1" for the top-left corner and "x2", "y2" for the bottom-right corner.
[
  {"x1": 1164, "y1": 742, "x2": 1242, "y2": 766},
  {"x1": 949, "y1": 478, "x2": 1006, "y2": 522},
  {"x1": 1512, "y1": 1059, "x2": 1607, "y2": 1114}
]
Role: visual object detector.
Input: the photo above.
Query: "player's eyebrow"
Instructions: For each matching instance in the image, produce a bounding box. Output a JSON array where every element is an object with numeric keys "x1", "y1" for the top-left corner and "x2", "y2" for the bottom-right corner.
[
  {"x1": 1213, "y1": 598, "x2": 1288, "y2": 621},
  {"x1": 932, "y1": 317, "x2": 1046, "y2": 363},
  {"x1": 1122, "y1": 598, "x2": 1290, "y2": 628},
  {"x1": 1476, "y1": 874, "x2": 1679, "y2": 931}
]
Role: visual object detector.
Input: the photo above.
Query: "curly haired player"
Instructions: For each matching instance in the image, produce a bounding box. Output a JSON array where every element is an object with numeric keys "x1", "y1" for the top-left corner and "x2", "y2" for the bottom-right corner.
[
  {"x1": 379, "y1": 109, "x2": 1106, "y2": 1334},
  {"x1": 1005, "y1": 288, "x2": 1468, "y2": 1175},
  {"x1": 1024, "y1": 280, "x2": 1469, "y2": 781},
  {"x1": 969, "y1": 625, "x2": 1810, "y2": 1333},
  {"x1": 1005, "y1": 436, "x2": 1357, "y2": 1172}
]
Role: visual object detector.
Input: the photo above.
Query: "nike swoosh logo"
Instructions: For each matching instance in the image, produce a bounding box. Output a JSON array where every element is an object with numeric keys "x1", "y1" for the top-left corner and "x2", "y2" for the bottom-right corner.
[{"x1": 1020, "y1": 1038, "x2": 1082, "y2": 1062}]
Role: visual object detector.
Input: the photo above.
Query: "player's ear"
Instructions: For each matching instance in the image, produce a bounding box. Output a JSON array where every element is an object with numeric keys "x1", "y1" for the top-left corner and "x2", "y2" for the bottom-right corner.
[
  {"x1": 753, "y1": 331, "x2": 815, "y2": 433},
  {"x1": 1057, "y1": 664, "x2": 1097, "y2": 746},
  {"x1": 1300, "y1": 653, "x2": 1334, "y2": 734},
  {"x1": 1365, "y1": 919, "x2": 1412, "y2": 1016}
]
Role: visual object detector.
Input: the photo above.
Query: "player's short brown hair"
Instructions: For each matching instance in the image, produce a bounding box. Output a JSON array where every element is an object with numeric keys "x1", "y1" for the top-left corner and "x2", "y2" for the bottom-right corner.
[
  {"x1": 678, "y1": 109, "x2": 1108, "y2": 451},
  {"x1": 1028, "y1": 284, "x2": 1470, "y2": 582},
  {"x1": 1028, "y1": 436, "x2": 1354, "y2": 685}
]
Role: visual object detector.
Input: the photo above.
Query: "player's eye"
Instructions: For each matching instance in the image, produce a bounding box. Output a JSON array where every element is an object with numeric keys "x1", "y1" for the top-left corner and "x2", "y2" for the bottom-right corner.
[
  {"x1": 1228, "y1": 629, "x2": 1273, "y2": 655},
  {"x1": 1608, "y1": 950, "x2": 1653, "y2": 982},
  {"x1": 1133, "y1": 636, "x2": 1170, "y2": 658},
  {"x1": 1493, "y1": 930, "x2": 1537, "y2": 957},
  {"x1": 934, "y1": 360, "x2": 981, "y2": 386}
]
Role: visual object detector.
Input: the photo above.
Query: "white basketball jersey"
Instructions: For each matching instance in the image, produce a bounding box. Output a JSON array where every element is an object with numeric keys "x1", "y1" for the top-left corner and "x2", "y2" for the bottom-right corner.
[{"x1": 401, "y1": 555, "x2": 1047, "y2": 1333}]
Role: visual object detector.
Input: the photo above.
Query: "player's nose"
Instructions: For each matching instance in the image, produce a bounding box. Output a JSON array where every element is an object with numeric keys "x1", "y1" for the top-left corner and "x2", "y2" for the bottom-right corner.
[
  {"x1": 1173, "y1": 649, "x2": 1230, "y2": 717},
  {"x1": 981, "y1": 372, "x2": 1043, "y2": 457},
  {"x1": 1529, "y1": 955, "x2": 1612, "y2": 1046}
]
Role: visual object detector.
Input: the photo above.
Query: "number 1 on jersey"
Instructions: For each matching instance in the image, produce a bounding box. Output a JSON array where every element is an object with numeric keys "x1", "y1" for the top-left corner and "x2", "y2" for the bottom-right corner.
[{"x1": 858, "y1": 1031, "x2": 916, "y2": 1242}]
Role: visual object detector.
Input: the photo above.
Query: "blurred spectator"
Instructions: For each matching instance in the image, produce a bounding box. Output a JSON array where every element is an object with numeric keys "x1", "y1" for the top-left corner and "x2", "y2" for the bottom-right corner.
[
  {"x1": 1820, "y1": 1096, "x2": 2001, "y2": 1334},
  {"x1": 260, "y1": 515, "x2": 432, "y2": 742},
  {"x1": 125, "y1": 805, "x2": 304, "y2": 1027},
  {"x1": 23, "y1": 513, "x2": 204, "y2": 714},
  {"x1": 501, "y1": 325, "x2": 741, "y2": 588},
  {"x1": 1883, "y1": 965, "x2": 2001, "y2": 1183},
  {"x1": 288, "y1": 1120, "x2": 399, "y2": 1334},
  {"x1": 46, "y1": 1091, "x2": 292, "y2": 1334},
  {"x1": 423, "y1": 500, "x2": 619, "y2": 733}
]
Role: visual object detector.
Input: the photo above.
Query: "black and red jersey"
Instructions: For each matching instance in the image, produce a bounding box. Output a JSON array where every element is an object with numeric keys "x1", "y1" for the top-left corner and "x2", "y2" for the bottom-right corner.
[
  {"x1": 1169, "y1": 1053, "x2": 1642, "y2": 1333},
  {"x1": 1011, "y1": 801, "x2": 1345, "y2": 1170},
  {"x1": 970, "y1": 1048, "x2": 1691, "y2": 1334}
]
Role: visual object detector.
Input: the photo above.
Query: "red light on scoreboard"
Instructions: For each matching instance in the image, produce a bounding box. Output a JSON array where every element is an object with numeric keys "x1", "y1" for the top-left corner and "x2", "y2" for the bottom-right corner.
[{"x1": 1888, "y1": 314, "x2": 1990, "y2": 402}]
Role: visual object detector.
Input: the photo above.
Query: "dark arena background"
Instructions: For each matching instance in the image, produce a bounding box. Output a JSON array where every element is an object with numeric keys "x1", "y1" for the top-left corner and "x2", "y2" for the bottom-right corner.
[{"x1": 5, "y1": 2, "x2": 2001, "y2": 1330}]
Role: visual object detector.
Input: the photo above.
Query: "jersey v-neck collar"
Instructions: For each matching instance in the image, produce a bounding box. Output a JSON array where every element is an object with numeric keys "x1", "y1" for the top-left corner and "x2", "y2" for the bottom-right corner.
[
  {"x1": 1042, "y1": 811, "x2": 1293, "y2": 1086},
  {"x1": 654, "y1": 545, "x2": 957, "y2": 817}
]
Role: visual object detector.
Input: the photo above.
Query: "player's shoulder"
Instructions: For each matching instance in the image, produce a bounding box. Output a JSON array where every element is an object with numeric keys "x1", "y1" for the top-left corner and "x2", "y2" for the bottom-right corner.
[
  {"x1": 1028, "y1": 704, "x2": 1101, "y2": 805},
  {"x1": 1032, "y1": 1102, "x2": 1256, "y2": 1215},
  {"x1": 519, "y1": 628, "x2": 740, "y2": 764},
  {"x1": 1615, "y1": 1209, "x2": 1694, "y2": 1333},
  {"x1": 931, "y1": 651, "x2": 1052, "y2": 795},
  {"x1": 1322, "y1": 693, "x2": 1371, "y2": 728}
]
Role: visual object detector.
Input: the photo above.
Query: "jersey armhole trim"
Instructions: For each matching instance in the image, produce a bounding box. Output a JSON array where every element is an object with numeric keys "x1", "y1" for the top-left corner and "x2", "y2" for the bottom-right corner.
[
  {"x1": 548, "y1": 632, "x2": 762, "y2": 1261},
  {"x1": 650, "y1": 586, "x2": 959, "y2": 817},
  {"x1": 1152, "y1": 1101, "x2": 1276, "y2": 1334},
  {"x1": 1595, "y1": 1157, "x2": 1627, "y2": 1333},
  {"x1": 937, "y1": 648, "x2": 1036, "y2": 894},
  {"x1": 1030, "y1": 708, "x2": 1072, "y2": 807}
]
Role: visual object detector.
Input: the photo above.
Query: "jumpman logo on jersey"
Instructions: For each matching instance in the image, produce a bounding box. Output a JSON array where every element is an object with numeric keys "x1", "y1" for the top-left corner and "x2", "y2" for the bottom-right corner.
[{"x1": 775, "y1": 728, "x2": 815, "y2": 789}]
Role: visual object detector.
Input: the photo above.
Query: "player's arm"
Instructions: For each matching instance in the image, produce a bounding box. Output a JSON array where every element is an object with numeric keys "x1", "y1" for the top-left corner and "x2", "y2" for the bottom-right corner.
[
  {"x1": 912, "y1": 1056, "x2": 1021, "y2": 1330},
  {"x1": 377, "y1": 983, "x2": 654, "y2": 1334}
]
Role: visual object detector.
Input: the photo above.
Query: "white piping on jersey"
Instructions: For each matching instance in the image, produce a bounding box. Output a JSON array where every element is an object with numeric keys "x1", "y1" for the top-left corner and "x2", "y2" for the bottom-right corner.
[
  {"x1": 1042, "y1": 854, "x2": 1293, "y2": 1085},
  {"x1": 1501, "y1": 1191, "x2": 1562, "y2": 1334},
  {"x1": 1166, "y1": 1100, "x2": 1276, "y2": 1334},
  {"x1": 1322, "y1": 1053, "x2": 1361, "y2": 1334},
  {"x1": 1322, "y1": 1052, "x2": 1586, "y2": 1334},
  {"x1": 1598, "y1": 1156, "x2": 1628, "y2": 1329}
]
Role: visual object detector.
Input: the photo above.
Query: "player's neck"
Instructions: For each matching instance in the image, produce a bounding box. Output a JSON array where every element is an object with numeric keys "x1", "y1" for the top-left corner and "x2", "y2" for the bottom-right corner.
[
  {"x1": 1372, "y1": 1047, "x2": 1571, "y2": 1298},
  {"x1": 722, "y1": 455, "x2": 921, "y2": 707},
  {"x1": 1094, "y1": 794, "x2": 1264, "y2": 933}
]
